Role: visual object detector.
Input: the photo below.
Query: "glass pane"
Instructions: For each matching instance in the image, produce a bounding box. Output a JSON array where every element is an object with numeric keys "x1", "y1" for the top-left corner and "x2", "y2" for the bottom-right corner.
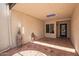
[
  {"x1": 46, "y1": 24, "x2": 49, "y2": 33},
  {"x1": 49, "y1": 24, "x2": 54, "y2": 33}
]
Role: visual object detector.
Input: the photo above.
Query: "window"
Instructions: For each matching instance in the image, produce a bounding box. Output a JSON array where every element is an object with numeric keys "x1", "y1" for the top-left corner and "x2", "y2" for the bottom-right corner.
[
  {"x1": 46, "y1": 24, "x2": 54, "y2": 33},
  {"x1": 49, "y1": 24, "x2": 54, "y2": 33},
  {"x1": 46, "y1": 24, "x2": 49, "y2": 33}
]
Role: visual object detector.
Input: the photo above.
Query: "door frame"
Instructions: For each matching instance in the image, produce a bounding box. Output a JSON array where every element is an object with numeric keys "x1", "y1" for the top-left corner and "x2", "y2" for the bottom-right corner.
[
  {"x1": 56, "y1": 20, "x2": 71, "y2": 38},
  {"x1": 60, "y1": 23, "x2": 67, "y2": 38}
]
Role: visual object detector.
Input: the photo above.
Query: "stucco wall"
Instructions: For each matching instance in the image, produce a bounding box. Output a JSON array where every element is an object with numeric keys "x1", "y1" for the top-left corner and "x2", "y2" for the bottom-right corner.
[
  {"x1": 0, "y1": 4, "x2": 10, "y2": 52},
  {"x1": 45, "y1": 18, "x2": 71, "y2": 38},
  {"x1": 11, "y1": 10, "x2": 44, "y2": 47},
  {"x1": 71, "y1": 4, "x2": 79, "y2": 54},
  {"x1": 56, "y1": 20, "x2": 71, "y2": 38}
]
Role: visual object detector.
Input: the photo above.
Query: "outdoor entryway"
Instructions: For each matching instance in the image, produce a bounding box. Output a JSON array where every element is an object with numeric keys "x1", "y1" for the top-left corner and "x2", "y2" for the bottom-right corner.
[
  {"x1": 56, "y1": 20, "x2": 71, "y2": 38},
  {"x1": 60, "y1": 23, "x2": 67, "y2": 38}
]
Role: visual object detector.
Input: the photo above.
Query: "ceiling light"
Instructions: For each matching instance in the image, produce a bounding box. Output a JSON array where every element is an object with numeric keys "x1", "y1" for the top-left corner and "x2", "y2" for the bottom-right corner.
[{"x1": 46, "y1": 13, "x2": 56, "y2": 17}]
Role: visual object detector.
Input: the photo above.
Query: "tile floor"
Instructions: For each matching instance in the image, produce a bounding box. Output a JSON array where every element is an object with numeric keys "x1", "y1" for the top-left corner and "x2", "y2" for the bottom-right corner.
[{"x1": 0, "y1": 38, "x2": 78, "y2": 56}]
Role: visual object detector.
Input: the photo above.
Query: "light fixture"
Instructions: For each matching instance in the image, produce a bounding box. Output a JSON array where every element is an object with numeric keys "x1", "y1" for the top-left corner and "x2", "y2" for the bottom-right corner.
[{"x1": 46, "y1": 13, "x2": 56, "y2": 17}]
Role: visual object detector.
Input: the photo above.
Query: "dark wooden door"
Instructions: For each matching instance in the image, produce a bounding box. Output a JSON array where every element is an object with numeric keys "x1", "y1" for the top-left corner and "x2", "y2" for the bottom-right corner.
[{"x1": 60, "y1": 24, "x2": 67, "y2": 38}]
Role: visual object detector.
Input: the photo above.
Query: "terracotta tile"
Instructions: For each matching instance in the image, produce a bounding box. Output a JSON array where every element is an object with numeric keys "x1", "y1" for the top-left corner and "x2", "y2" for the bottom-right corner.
[{"x1": 0, "y1": 38, "x2": 78, "y2": 56}]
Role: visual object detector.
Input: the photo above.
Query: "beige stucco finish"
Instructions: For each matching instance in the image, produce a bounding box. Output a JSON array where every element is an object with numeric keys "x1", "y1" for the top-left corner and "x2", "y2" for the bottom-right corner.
[
  {"x1": 12, "y1": 3, "x2": 76, "y2": 20},
  {"x1": 45, "y1": 18, "x2": 71, "y2": 38},
  {"x1": 11, "y1": 10, "x2": 44, "y2": 47},
  {"x1": 0, "y1": 4, "x2": 10, "y2": 52},
  {"x1": 71, "y1": 4, "x2": 79, "y2": 54}
]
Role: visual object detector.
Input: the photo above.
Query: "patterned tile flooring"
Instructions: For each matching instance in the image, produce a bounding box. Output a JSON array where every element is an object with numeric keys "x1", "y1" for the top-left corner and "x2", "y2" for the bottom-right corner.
[{"x1": 0, "y1": 38, "x2": 78, "y2": 56}]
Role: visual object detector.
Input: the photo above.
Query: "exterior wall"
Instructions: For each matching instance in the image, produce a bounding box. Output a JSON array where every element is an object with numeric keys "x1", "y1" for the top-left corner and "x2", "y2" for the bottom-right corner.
[
  {"x1": 45, "y1": 18, "x2": 71, "y2": 38},
  {"x1": 71, "y1": 4, "x2": 79, "y2": 54},
  {"x1": 11, "y1": 10, "x2": 44, "y2": 47},
  {"x1": 56, "y1": 20, "x2": 71, "y2": 38},
  {"x1": 0, "y1": 4, "x2": 10, "y2": 52}
]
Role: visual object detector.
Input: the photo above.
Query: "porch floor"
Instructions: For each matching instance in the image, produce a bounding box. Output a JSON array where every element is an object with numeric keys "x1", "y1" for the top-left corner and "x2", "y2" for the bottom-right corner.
[{"x1": 0, "y1": 38, "x2": 78, "y2": 56}]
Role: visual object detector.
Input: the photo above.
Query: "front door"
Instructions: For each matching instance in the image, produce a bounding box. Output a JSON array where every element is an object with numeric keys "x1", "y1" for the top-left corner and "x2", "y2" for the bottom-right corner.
[{"x1": 60, "y1": 24, "x2": 67, "y2": 38}]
